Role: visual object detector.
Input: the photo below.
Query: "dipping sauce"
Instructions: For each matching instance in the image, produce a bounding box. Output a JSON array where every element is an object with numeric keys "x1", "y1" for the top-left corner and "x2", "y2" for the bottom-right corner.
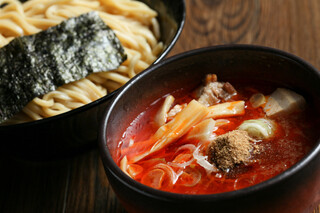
[{"x1": 112, "y1": 75, "x2": 319, "y2": 194}]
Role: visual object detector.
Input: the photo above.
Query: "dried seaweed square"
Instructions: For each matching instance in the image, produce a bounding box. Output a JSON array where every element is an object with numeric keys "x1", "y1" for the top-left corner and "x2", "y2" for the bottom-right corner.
[{"x1": 0, "y1": 11, "x2": 126, "y2": 123}]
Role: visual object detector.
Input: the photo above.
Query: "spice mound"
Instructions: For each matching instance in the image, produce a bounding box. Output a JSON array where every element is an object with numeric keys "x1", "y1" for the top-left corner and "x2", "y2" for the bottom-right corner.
[{"x1": 207, "y1": 130, "x2": 254, "y2": 171}]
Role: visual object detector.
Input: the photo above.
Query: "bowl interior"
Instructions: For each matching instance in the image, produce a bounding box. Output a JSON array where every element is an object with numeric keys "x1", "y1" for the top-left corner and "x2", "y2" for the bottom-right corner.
[
  {"x1": 141, "y1": 0, "x2": 185, "y2": 64},
  {"x1": 100, "y1": 45, "x2": 320, "y2": 212},
  {"x1": 105, "y1": 45, "x2": 320, "y2": 154}
]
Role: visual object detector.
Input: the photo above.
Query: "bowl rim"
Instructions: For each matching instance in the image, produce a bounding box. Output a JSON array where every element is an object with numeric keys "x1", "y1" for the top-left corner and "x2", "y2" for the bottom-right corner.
[
  {"x1": 99, "y1": 44, "x2": 320, "y2": 201},
  {"x1": 0, "y1": 0, "x2": 186, "y2": 129}
]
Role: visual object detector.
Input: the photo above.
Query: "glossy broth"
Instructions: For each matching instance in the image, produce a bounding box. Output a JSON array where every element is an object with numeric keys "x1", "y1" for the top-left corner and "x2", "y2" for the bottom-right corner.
[{"x1": 112, "y1": 82, "x2": 318, "y2": 194}]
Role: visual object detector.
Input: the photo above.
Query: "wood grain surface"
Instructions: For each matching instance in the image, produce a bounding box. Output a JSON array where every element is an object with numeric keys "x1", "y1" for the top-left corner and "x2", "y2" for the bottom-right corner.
[{"x1": 1, "y1": 0, "x2": 319, "y2": 212}]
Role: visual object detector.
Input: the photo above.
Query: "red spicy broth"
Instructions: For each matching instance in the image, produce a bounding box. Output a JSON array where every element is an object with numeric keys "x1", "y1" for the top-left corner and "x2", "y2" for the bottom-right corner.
[{"x1": 112, "y1": 81, "x2": 319, "y2": 194}]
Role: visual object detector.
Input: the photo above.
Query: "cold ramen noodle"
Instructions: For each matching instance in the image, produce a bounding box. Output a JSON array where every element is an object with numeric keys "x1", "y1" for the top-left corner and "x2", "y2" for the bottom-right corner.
[
  {"x1": 113, "y1": 74, "x2": 318, "y2": 194},
  {"x1": 0, "y1": 0, "x2": 163, "y2": 124}
]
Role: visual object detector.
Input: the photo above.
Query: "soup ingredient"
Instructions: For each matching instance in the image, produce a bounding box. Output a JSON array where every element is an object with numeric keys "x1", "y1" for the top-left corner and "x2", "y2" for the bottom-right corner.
[
  {"x1": 206, "y1": 101, "x2": 245, "y2": 119},
  {"x1": 207, "y1": 130, "x2": 253, "y2": 171},
  {"x1": 125, "y1": 100, "x2": 209, "y2": 163},
  {"x1": 167, "y1": 104, "x2": 187, "y2": 120},
  {"x1": 205, "y1": 73, "x2": 218, "y2": 84},
  {"x1": 198, "y1": 75, "x2": 237, "y2": 106},
  {"x1": 249, "y1": 93, "x2": 266, "y2": 108},
  {"x1": 120, "y1": 156, "x2": 130, "y2": 176},
  {"x1": 186, "y1": 118, "x2": 216, "y2": 143},
  {"x1": 154, "y1": 95, "x2": 175, "y2": 127},
  {"x1": 115, "y1": 75, "x2": 318, "y2": 194},
  {"x1": 263, "y1": 88, "x2": 306, "y2": 117},
  {"x1": 141, "y1": 163, "x2": 181, "y2": 189},
  {"x1": 193, "y1": 145, "x2": 218, "y2": 173},
  {"x1": 238, "y1": 118, "x2": 276, "y2": 139},
  {"x1": 0, "y1": 12, "x2": 126, "y2": 123}
]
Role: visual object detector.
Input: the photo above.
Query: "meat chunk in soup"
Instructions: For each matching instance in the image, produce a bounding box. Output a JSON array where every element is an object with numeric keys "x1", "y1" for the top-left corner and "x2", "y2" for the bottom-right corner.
[{"x1": 197, "y1": 74, "x2": 237, "y2": 106}]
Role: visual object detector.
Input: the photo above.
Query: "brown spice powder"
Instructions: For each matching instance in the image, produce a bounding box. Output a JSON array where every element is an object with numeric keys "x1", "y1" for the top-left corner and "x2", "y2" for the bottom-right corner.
[{"x1": 207, "y1": 130, "x2": 254, "y2": 171}]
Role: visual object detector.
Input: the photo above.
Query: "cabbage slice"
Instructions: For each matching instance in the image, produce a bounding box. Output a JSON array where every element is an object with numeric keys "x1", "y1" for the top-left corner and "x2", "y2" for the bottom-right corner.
[{"x1": 238, "y1": 118, "x2": 276, "y2": 139}]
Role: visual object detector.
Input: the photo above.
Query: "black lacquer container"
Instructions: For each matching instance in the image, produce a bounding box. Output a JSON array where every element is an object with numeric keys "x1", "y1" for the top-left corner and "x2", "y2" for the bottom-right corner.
[
  {"x1": 99, "y1": 45, "x2": 320, "y2": 213},
  {"x1": 0, "y1": 0, "x2": 186, "y2": 160}
]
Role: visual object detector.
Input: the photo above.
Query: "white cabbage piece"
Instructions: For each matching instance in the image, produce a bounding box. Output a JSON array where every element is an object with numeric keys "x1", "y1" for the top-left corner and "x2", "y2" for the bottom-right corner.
[{"x1": 238, "y1": 118, "x2": 276, "y2": 140}]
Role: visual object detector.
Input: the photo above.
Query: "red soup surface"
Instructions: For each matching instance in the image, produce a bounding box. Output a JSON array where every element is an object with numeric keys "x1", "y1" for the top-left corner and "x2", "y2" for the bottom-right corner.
[{"x1": 112, "y1": 81, "x2": 319, "y2": 194}]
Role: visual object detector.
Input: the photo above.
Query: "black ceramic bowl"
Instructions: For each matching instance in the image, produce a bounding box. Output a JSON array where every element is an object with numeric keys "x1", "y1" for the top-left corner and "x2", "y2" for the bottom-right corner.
[
  {"x1": 0, "y1": 0, "x2": 185, "y2": 160},
  {"x1": 99, "y1": 45, "x2": 320, "y2": 213}
]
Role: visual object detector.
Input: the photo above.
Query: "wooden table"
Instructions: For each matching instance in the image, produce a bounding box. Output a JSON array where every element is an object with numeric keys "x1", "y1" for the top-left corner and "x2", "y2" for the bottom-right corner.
[{"x1": 1, "y1": 0, "x2": 319, "y2": 212}]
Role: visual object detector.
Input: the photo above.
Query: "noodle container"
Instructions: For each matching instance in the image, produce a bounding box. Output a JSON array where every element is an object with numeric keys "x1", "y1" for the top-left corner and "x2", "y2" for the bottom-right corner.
[
  {"x1": 0, "y1": 0, "x2": 186, "y2": 160},
  {"x1": 99, "y1": 45, "x2": 320, "y2": 213}
]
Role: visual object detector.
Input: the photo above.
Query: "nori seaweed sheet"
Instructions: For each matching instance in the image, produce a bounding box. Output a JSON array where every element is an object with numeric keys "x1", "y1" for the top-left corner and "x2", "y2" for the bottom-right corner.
[{"x1": 0, "y1": 11, "x2": 126, "y2": 123}]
